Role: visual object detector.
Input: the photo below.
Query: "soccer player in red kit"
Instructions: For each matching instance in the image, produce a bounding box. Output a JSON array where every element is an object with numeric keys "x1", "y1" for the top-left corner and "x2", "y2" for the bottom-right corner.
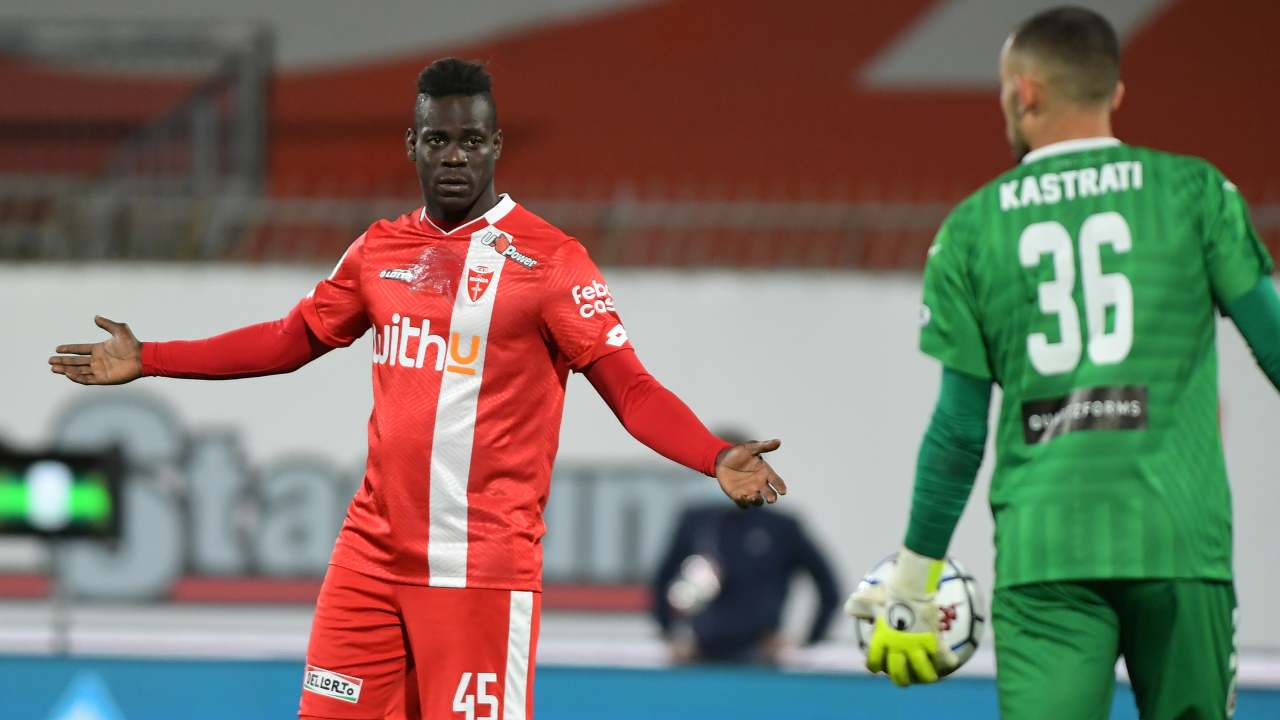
[{"x1": 48, "y1": 58, "x2": 787, "y2": 720}]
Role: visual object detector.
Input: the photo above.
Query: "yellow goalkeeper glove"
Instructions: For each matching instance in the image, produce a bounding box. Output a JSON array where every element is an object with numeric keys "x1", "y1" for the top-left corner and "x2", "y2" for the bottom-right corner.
[{"x1": 844, "y1": 547, "x2": 957, "y2": 687}]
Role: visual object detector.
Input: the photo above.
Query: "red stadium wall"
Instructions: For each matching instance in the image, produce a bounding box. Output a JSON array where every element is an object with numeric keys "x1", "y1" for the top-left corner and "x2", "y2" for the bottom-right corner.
[
  {"x1": 0, "y1": 56, "x2": 201, "y2": 175},
  {"x1": 268, "y1": 0, "x2": 1280, "y2": 203}
]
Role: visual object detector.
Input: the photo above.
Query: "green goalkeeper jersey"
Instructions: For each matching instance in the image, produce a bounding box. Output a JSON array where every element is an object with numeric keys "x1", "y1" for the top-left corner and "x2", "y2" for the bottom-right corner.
[{"x1": 920, "y1": 137, "x2": 1274, "y2": 588}]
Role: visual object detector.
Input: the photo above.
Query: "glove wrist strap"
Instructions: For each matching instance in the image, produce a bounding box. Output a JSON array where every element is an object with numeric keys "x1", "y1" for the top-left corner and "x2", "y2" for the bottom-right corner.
[{"x1": 894, "y1": 546, "x2": 944, "y2": 598}]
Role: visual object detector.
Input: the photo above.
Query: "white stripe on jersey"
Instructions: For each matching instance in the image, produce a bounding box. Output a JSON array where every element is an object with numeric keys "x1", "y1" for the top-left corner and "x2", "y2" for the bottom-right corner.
[
  {"x1": 426, "y1": 227, "x2": 507, "y2": 586},
  {"x1": 503, "y1": 590, "x2": 535, "y2": 720}
]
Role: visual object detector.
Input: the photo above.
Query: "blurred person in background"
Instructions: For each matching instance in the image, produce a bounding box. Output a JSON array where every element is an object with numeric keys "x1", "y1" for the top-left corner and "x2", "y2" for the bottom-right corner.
[
  {"x1": 46, "y1": 58, "x2": 789, "y2": 720},
  {"x1": 846, "y1": 6, "x2": 1280, "y2": 719},
  {"x1": 653, "y1": 429, "x2": 840, "y2": 666}
]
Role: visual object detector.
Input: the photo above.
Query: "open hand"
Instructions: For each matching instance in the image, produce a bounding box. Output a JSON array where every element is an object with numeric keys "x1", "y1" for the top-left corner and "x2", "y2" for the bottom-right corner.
[
  {"x1": 48, "y1": 316, "x2": 143, "y2": 385},
  {"x1": 715, "y1": 439, "x2": 787, "y2": 508}
]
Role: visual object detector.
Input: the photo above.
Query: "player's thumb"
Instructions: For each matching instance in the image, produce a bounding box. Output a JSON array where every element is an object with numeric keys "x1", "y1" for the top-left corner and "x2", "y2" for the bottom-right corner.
[
  {"x1": 94, "y1": 315, "x2": 121, "y2": 335},
  {"x1": 748, "y1": 438, "x2": 782, "y2": 455},
  {"x1": 843, "y1": 586, "x2": 883, "y2": 619}
]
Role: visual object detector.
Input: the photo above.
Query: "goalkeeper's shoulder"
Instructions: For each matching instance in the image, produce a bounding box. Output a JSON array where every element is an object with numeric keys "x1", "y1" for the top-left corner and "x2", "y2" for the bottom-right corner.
[{"x1": 933, "y1": 177, "x2": 1005, "y2": 248}]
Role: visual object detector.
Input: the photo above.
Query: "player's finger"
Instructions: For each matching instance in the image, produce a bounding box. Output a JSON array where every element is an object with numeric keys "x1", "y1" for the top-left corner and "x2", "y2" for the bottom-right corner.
[
  {"x1": 49, "y1": 355, "x2": 91, "y2": 366},
  {"x1": 56, "y1": 367, "x2": 89, "y2": 384},
  {"x1": 887, "y1": 650, "x2": 911, "y2": 687},
  {"x1": 54, "y1": 344, "x2": 95, "y2": 355},
  {"x1": 94, "y1": 315, "x2": 127, "y2": 337},
  {"x1": 866, "y1": 634, "x2": 887, "y2": 674},
  {"x1": 907, "y1": 646, "x2": 938, "y2": 684},
  {"x1": 761, "y1": 481, "x2": 779, "y2": 504},
  {"x1": 52, "y1": 364, "x2": 89, "y2": 381},
  {"x1": 746, "y1": 438, "x2": 781, "y2": 455},
  {"x1": 766, "y1": 469, "x2": 788, "y2": 496},
  {"x1": 748, "y1": 492, "x2": 764, "y2": 507}
]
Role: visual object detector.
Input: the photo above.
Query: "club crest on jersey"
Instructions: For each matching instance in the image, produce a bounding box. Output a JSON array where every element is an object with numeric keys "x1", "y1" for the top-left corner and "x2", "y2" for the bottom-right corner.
[
  {"x1": 479, "y1": 227, "x2": 538, "y2": 269},
  {"x1": 466, "y1": 264, "x2": 495, "y2": 302}
]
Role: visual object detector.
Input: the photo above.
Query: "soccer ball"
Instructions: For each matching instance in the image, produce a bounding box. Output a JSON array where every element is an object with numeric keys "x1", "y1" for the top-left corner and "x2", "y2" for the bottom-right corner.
[{"x1": 853, "y1": 553, "x2": 986, "y2": 674}]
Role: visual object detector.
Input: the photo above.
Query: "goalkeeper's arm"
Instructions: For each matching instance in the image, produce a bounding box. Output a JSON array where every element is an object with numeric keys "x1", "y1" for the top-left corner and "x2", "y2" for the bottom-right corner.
[
  {"x1": 1225, "y1": 276, "x2": 1280, "y2": 392},
  {"x1": 903, "y1": 366, "x2": 992, "y2": 559},
  {"x1": 845, "y1": 366, "x2": 991, "y2": 686}
]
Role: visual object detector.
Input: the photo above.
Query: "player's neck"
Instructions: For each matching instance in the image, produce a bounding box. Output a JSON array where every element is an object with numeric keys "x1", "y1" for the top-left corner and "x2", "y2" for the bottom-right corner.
[
  {"x1": 424, "y1": 187, "x2": 501, "y2": 232},
  {"x1": 1026, "y1": 112, "x2": 1114, "y2": 154}
]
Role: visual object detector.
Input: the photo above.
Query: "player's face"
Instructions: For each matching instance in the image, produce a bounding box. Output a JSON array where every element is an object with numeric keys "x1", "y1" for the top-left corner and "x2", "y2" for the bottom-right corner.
[
  {"x1": 998, "y1": 41, "x2": 1031, "y2": 162},
  {"x1": 407, "y1": 94, "x2": 503, "y2": 219}
]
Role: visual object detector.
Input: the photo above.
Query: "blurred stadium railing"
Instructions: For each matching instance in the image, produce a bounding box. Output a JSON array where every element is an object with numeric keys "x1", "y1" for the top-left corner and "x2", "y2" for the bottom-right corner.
[
  {"x1": 0, "y1": 187, "x2": 960, "y2": 267},
  {"x1": 0, "y1": 19, "x2": 270, "y2": 188},
  {"x1": 8, "y1": 179, "x2": 1279, "y2": 268},
  {"x1": 4, "y1": 21, "x2": 1277, "y2": 269}
]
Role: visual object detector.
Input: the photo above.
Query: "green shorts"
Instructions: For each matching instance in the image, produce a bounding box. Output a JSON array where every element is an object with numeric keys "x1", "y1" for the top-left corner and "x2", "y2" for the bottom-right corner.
[{"x1": 993, "y1": 579, "x2": 1237, "y2": 719}]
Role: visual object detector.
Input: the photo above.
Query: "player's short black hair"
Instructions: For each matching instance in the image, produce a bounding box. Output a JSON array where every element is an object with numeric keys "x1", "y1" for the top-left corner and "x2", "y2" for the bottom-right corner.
[
  {"x1": 1011, "y1": 6, "x2": 1120, "y2": 105},
  {"x1": 414, "y1": 57, "x2": 496, "y2": 126},
  {"x1": 417, "y1": 57, "x2": 492, "y2": 99}
]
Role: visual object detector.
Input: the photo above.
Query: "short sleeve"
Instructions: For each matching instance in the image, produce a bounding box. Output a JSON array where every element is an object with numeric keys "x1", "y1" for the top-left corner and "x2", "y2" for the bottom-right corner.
[
  {"x1": 1203, "y1": 167, "x2": 1274, "y2": 307},
  {"x1": 299, "y1": 233, "x2": 371, "y2": 348},
  {"x1": 541, "y1": 241, "x2": 631, "y2": 371},
  {"x1": 919, "y1": 218, "x2": 992, "y2": 379}
]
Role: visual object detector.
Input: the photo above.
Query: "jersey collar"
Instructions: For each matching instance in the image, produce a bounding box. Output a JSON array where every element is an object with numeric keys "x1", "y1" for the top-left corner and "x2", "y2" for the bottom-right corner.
[
  {"x1": 419, "y1": 193, "x2": 517, "y2": 235},
  {"x1": 1021, "y1": 137, "x2": 1121, "y2": 165}
]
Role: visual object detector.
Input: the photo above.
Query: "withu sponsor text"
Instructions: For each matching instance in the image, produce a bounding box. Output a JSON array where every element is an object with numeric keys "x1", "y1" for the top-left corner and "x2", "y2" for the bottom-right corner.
[{"x1": 372, "y1": 313, "x2": 481, "y2": 375}]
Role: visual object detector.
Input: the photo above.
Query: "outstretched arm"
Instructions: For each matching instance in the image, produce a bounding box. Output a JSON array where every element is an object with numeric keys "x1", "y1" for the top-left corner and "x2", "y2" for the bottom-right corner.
[
  {"x1": 1224, "y1": 277, "x2": 1280, "y2": 391},
  {"x1": 49, "y1": 303, "x2": 333, "y2": 385},
  {"x1": 582, "y1": 348, "x2": 787, "y2": 508}
]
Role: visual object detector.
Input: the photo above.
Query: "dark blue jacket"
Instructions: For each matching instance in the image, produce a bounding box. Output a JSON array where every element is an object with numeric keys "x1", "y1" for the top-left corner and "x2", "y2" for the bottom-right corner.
[{"x1": 652, "y1": 505, "x2": 841, "y2": 661}]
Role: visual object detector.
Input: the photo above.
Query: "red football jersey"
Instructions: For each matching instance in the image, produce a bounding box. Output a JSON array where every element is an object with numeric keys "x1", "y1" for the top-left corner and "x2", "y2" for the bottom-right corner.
[{"x1": 300, "y1": 195, "x2": 630, "y2": 591}]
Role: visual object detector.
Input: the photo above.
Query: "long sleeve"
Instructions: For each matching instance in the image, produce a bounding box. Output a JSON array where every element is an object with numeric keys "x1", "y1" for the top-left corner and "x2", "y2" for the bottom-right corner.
[
  {"x1": 582, "y1": 349, "x2": 731, "y2": 477},
  {"x1": 140, "y1": 302, "x2": 334, "y2": 380},
  {"x1": 903, "y1": 367, "x2": 993, "y2": 559},
  {"x1": 1225, "y1": 277, "x2": 1280, "y2": 391}
]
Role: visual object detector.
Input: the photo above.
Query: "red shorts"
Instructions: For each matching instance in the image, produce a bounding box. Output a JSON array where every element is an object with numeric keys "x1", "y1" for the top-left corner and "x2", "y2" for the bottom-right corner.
[{"x1": 299, "y1": 564, "x2": 541, "y2": 720}]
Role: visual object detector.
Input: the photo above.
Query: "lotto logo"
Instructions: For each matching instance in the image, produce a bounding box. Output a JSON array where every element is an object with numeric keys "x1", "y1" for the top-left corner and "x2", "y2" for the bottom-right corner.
[
  {"x1": 571, "y1": 281, "x2": 616, "y2": 318},
  {"x1": 379, "y1": 268, "x2": 415, "y2": 283},
  {"x1": 606, "y1": 324, "x2": 628, "y2": 347},
  {"x1": 373, "y1": 313, "x2": 481, "y2": 375}
]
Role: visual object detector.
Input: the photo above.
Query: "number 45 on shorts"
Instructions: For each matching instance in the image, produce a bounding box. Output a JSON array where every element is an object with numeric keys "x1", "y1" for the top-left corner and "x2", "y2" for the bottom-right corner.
[{"x1": 453, "y1": 672, "x2": 499, "y2": 720}]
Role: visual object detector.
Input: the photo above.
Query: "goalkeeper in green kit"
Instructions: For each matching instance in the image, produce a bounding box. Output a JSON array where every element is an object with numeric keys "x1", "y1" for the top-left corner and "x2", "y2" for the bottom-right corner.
[{"x1": 844, "y1": 6, "x2": 1280, "y2": 718}]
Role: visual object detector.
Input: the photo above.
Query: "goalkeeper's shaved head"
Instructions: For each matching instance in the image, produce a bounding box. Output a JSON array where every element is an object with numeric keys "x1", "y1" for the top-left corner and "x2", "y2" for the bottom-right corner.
[
  {"x1": 1009, "y1": 6, "x2": 1120, "y2": 106},
  {"x1": 998, "y1": 6, "x2": 1125, "y2": 161}
]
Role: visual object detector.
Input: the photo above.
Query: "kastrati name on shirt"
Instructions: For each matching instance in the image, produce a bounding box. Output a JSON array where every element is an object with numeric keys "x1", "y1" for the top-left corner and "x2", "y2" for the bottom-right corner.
[
  {"x1": 1000, "y1": 160, "x2": 1143, "y2": 212},
  {"x1": 372, "y1": 313, "x2": 481, "y2": 375}
]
